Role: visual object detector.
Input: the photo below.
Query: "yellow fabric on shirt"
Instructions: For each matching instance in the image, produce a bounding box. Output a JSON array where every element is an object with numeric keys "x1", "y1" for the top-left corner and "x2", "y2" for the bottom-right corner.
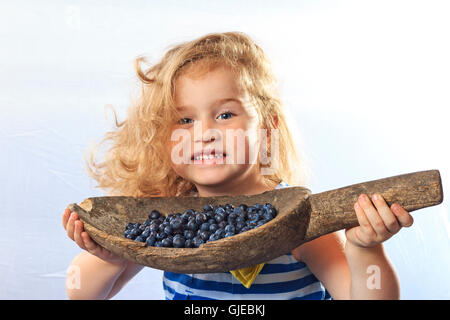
[{"x1": 230, "y1": 263, "x2": 265, "y2": 289}]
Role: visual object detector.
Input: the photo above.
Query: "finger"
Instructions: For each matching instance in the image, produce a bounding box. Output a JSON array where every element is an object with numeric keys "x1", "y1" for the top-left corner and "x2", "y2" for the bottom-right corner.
[
  {"x1": 391, "y1": 203, "x2": 414, "y2": 227},
  {"x1": 62, "y1": 208, "x2": 71, "y2": 230},
  {"x1": 81, "y1": 231, "x2": 99, "y2": 253},
  {"x1": 353, "y1": 201, "x2": 377, "y2": 244},
  {"x1": 66, "y1": 212, "x2": 77, "y2": 241},
  {"x1": 358, "y1": 194, "x2": 390, "y2": 239},
  {"x1": 73, "y1": 221, "x2": 87, "y2": 251},
  {"x1": 371, "y1": 193, "x2": 401, "y2": 234}
]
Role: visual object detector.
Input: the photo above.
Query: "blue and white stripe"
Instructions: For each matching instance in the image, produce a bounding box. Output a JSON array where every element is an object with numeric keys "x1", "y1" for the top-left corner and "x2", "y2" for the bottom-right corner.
[{"x1": 162, "y1": 181, "x2": 332, "y2": 300}]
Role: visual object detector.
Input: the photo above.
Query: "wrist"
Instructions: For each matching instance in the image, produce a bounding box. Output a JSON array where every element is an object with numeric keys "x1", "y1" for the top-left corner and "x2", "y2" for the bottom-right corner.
[
  {"x1": 94, "y1": 254, "x2": 127, "y2": 270},
  {"x1": 344, "y1": 240, "x2": 385, "y2": 256}
]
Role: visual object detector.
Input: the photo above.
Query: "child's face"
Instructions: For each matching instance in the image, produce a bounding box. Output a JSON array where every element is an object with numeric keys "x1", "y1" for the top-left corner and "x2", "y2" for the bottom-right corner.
[{"x1": 169, "y1": 65, "x2": 262, "y2": 190}]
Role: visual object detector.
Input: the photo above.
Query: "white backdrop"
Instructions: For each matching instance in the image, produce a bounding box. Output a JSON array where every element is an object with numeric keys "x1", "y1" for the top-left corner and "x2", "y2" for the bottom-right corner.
[{"x1": 1, "y1": 0, "x2": 449, "y2": 299}]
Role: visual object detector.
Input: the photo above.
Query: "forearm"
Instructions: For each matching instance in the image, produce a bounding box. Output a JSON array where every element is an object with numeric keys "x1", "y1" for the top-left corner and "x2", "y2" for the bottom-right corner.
[
  {"x1": 344, "y1": 242, "x2": 400, "y2": 299},
  {"x1": 66, "y1": 251, "x2": 127, "y2": 300}
]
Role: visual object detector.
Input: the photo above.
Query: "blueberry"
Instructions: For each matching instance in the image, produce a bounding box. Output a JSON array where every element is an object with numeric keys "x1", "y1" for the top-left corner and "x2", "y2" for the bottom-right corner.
[
  {"x1": 199, "y1": 230, "x2": 211, "y2": 241},
  {"x1": 200, "y1": 223, "x2": 210, "y2": 232},
  {"x1": 238, "y1": 204, "x2": 248, "y2": 212},
  {"x1": 263, "y1": 211, "x2": 274, "y2": 221},
  {"x1": 173, "y1": 236, "x2": 185, "y2": 248},
  {"x1": 248, "y1": 220, "x2": 258, "y2": 228},
  {"x1": 209, "y1": 233, "x2": 220, "y2": 242},
  {"x1": 203, "y1": 204, "x2": 214, "y2": 212},
  {"x1": 126, "y1": 223, "x2": 134, "y2": 230},
  {"x1": 131, "y1": 228, "x2": 141, "y2": 236},
  {"x1": 184, "y1": 239, "x2": 193, "y2": 248},
  {"x1": 265, "y1": 207, "x2": 277, "y2": 217},
  {"x1": 209, "y1": 223, "x2": 218, "y2": 233},
  {"x1": 193, "y1": 237, "x2": 204, "y2": 248},
  {"x1": 214, "y1": 206, "x2": 226, "y2": 216},
  {"x1": 218, "y1": 220, "x2": 227, "y2": 229},
  {"x1": 224, "y1": 232, "x2": 235, "y2": 238},
  {"x1": 215, "y1": 213, "x2": 225, "y2": 223},
  {"x1": 239, "y1": 226, "x2": 250, "y2": 233},
  {"x1": 225, "y1": 224, "x2": 236, "y2": 234},
  {"x1": 235, "y1": 216, "x2": 245, "y2": 223},
  {"x1": 180, "y1": 213, "x2": 190, "y2": 223},
  {"x1": 126, "y1": 234, "x2": 136, "y2": 240},
  {"x1": 187, "y1": 220, "x2": 198, "y2": 231},
  {"x1": 162, "y1": 238, "x2": 172, "y2": 247},
  {"x1": 215, "y1": 228, "x2": 226, "y2": 238},
  {"x1": 149, "y1": 223, "x2": 159, "y2": 233},
  {"x1": 146, "y1": 236, "x2": 156, "y2": 246},
  {"x1": 154, "y1": 241, "x2": 163, "y2": 247},
  {"x1": 135, "y1": 236, "x2": 146, "y2": 242},
  {"x1": 228, "y1": 212, "x2": 237, "y2": 220},
  {"x1": 184, "y1": 229, "x2": 195, "y2": 239},
  {"x1": 164, "y1": 226, "x2": 173, "y2": 235},
  {"x1": 195, "y1": 213, "x2": 207, "y2": 225},
  {"x1": 156, "y1": 231, "x2": 166, "y2": 240},
  {"x1": 149, "y1": 210, "x2": 160, "y2": 220},
  {"x1": 170, "y1": 218, "x2": 182, "y2": 230},
  {"x1": 141, "y1": 229, "x2": 151, "y2": 238},
  {"x1": 235, "y1": 221, "x2": 245, "y2": 231}
]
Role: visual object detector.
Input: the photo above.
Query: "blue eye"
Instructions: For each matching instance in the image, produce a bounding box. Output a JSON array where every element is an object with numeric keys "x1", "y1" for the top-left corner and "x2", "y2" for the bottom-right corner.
[
  {"x1": 217, "y1": 112, "x2": 234, "y2": 120},
  {"x1": 179, "y1": 118, "x2": 193, "y2": 125}
]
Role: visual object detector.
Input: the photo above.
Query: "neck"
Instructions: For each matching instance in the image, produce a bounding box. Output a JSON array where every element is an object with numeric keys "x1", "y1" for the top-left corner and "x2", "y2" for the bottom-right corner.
[{"x1": 195, "y1": 169, "x2": 274, "y2": 197}]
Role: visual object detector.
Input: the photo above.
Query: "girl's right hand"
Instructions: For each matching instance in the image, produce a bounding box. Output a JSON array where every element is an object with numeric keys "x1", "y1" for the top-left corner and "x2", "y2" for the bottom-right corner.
[{"x1": 62, "y1": 208, "x2": 127, "y2": 266}]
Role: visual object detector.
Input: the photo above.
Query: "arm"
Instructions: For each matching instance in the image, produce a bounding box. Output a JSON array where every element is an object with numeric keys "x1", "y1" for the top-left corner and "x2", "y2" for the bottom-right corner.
[
  {"x1": 291, "y1": 232, "x2": 400, "y2": 299},
  {"x1": 63, "y1": 208, "x2": 144, "y2": 300},
  {"x1": 105, "y1": 260, "x2": 145, "y2": 299},
  {"x1": 292, "y1": 193, "x2": 413, "y2": 300},
  {"x1": 344, "y1": 242, "x2": 399, "y2": 299},
  {"x1": 66, "y1": 251, "x2": 127, "y2": 300}
]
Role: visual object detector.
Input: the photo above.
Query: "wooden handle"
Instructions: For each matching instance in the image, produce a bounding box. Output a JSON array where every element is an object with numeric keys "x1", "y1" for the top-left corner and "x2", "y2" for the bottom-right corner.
[{"x1": 304, "y1": 169, "x2": 443, "y2": 242}]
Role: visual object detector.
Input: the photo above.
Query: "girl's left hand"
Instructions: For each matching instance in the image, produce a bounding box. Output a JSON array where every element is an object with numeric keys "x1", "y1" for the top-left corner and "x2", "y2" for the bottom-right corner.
[{"x1": 345, "y1": 193, "x2": 414, "y2": 248}]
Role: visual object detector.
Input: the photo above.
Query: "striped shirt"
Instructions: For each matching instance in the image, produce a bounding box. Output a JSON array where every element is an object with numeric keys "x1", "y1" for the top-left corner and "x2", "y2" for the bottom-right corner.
[{"x1": 162, "y1": 181, "x2": 332, "y2": 300}]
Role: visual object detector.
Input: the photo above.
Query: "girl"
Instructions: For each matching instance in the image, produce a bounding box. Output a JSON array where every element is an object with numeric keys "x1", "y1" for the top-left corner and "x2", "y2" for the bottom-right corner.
[{"x1": 63, "y1": 31, "x2": 414, "y2": 300}]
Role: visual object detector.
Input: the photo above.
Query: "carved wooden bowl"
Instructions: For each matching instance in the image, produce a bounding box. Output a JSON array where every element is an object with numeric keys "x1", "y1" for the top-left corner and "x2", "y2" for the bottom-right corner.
[{"x1": 68, "y1": 170, "x2": 443, "y2": 273}]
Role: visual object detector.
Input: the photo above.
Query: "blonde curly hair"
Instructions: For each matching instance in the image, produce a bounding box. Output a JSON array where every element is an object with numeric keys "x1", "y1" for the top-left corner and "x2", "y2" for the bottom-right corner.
[{"x1": 84, "y1": 31, "x2": 311, "y2": 197}]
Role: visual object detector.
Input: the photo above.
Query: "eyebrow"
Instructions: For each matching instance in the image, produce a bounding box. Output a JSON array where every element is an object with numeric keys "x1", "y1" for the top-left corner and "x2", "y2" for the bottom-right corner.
[{"x1": 175, "y1": 98, "x2": 242, "y2": 111}]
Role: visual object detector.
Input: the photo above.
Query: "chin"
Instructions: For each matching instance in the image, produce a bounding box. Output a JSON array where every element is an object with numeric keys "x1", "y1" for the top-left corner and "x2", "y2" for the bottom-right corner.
[
  {"x1": 190, "y1": 173, "x2": 230, "y2": 187},
  {"x1": 188, "y1": 166, "x2": 241, "y2": 188}
]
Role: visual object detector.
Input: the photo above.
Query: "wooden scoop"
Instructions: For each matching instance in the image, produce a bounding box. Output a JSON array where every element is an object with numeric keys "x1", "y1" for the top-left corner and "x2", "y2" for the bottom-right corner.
[{"x1": 68, "y1": 169, "x2": 443, "y2": 273}]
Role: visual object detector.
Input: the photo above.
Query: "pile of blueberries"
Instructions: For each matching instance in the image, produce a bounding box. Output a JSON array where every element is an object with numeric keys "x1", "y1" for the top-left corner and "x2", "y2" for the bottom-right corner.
[{"x1": 123, "y1": 203, "x2": 277, "y2": 248}]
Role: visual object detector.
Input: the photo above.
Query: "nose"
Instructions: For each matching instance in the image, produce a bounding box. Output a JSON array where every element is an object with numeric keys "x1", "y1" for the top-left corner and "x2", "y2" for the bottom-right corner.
[{"x1": 193, "y1": 119, "x2": 221, "y2": 143}]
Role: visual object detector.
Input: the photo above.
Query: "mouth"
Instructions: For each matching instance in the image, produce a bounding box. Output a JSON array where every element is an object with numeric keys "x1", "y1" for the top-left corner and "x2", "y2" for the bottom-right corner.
[{"x1": 191, "y1": 149, "x2": 226, "y2": 165}]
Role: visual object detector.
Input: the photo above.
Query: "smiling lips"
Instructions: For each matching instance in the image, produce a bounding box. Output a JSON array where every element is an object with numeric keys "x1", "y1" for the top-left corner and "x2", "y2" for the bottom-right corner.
[{"x1": 191, "y1": 149, "x2": 226, "y2": 164}]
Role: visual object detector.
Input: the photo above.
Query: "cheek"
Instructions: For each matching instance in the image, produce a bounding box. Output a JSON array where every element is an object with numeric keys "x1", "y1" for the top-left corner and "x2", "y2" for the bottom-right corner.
[
  {"x1": 224, "y1": 122, "x2": 260, "y2": 163},
  {"x1": 167, "y1": 129, "x2": 193, "y2": 167}
]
